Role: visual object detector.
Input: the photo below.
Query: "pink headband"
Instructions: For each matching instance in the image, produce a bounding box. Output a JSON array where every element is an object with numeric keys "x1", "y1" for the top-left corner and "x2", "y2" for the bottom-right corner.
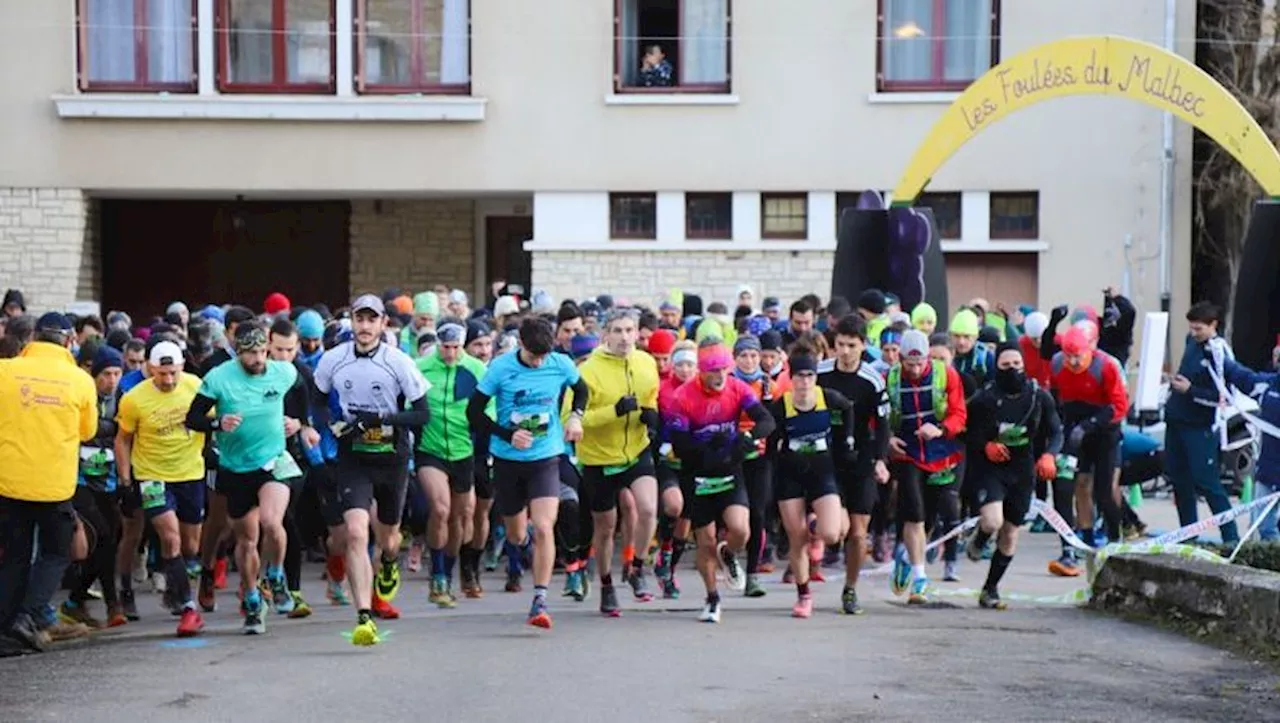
[{"x1": 697, "y1": 344, "x2": 733, "y2": 372}]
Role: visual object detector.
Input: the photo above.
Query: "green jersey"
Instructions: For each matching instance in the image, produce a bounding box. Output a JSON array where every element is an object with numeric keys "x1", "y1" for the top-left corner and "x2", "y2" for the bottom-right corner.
[{"x1": 416, "y1": 350, "x2": 489, "y2": 461}]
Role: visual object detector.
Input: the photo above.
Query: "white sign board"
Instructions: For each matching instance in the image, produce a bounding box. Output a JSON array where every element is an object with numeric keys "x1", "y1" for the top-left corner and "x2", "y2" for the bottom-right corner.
[
  {"x1": 1134, "y1": 312, "x2": 1169, "y2": 412},
  {"x1": 66, "y1": 300, "x2": 101, "y2": 318}
]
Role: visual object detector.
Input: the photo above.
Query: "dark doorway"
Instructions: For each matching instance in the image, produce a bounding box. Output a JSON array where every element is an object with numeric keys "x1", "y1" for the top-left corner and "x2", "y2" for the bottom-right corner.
[
  {"x1": 485, "y1": 216, "x2": 533, "y2": 296},
  {"x1": 100, "y1": 200, "x2": 350, "y2": 323}
]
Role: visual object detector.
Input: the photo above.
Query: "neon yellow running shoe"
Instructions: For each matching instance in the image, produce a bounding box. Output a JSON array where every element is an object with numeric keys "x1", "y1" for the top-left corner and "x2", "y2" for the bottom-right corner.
[
  {"x1": 374, "y1": 557, "x2": 401, "y2": 601},
  {"x1": 350, "y1": 618, "x2": 380, "y2": 647}
]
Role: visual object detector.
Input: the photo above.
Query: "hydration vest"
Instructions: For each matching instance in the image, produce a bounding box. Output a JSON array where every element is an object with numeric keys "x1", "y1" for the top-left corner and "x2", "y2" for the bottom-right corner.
[{"x1": 887, "y1": 360, "x2": 948, "y2": 429}]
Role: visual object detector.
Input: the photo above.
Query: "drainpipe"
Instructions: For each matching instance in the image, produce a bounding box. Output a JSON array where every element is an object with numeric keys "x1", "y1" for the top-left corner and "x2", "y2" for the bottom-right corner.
[{"x1": 1158, "y1": 0, "x2": 1176, "y2": 317}]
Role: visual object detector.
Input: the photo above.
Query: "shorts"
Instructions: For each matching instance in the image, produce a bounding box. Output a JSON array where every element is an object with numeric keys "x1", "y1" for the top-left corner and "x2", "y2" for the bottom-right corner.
[
  {"x1": 837, "y1": 456, "x2": 878, "y2": 516},
  {"x1": 492, "y1": 457, "x2": 561, "y2": 518},
  {"x1": 307, "y1": 464, "x2": 345, "y2": 528},
  {"x1": 558, "y1": 455, "x2": 582, "y2": 504},
  {"x1": 414, "y1": 452, "x2": 476, "y2": 495},
  {"x1": 474, "y1": 456, "x2": 494, "y2": 501},
  {"x1": 776, "y1": 459, "x2": 840, "y2": 504},
  {"x1": 684, "y1": 470, "x2": 749, "y2": 529},
  {"x1": 216, "y1": 468, "x2": 282, "y2": 521},
  {"x1": 972, "y1": 459, "x2": 1035, "y2": 526},
  {"x1": 130, "y1": 480, "x2": 206, "y2": 525},
  {"x1": 889, "y1": 462, "x2": 927, "y2": 524},
  {"x1": 581, "y1": 455, "x2": 657, "y2": 513},
  {"x1": 331, "y1": 457, "x2": 410, "y2": 526},
  {"x1": 657, "y1": 462, "x2": 681, "y2": 494}
]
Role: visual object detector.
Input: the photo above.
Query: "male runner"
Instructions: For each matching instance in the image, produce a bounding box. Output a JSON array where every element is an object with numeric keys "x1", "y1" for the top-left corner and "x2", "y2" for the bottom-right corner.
[
  {"x1": 577, "y1": 309, "x2": 661, "y2": 615},
  {"x1": 653, "y1": 340, "x2": 699, "y2": 599},
  {"x1": 966, "y1": 343, "x2": 1063, "y2": 609},
  {"x1": 664, "y1": 339, "x2": 776, "y2": 623},
  {"x1": 185, "y1": 323, "x2": 304, "y2": 634},
  {"x1": 818, "y1": 315, "x2": 891, "y2": 615},
  {"x1": 466, "y1": 317, "x2": 588, "y2": 629},
  {"x1": 313, "y1": 295, "x2": 430, "y2": 646}
]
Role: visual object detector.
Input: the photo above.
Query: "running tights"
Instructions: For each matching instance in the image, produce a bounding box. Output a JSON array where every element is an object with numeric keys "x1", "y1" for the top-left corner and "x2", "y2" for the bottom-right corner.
[
  {"x1": 70, "y1": 487, "x2": 121, "y2": 607},
  {"x1": 922, "y1": 482, "x2": 960, "y2": 562},
  {"x1": 742, "y1": 457, "x2": 773, "y2": 575}
]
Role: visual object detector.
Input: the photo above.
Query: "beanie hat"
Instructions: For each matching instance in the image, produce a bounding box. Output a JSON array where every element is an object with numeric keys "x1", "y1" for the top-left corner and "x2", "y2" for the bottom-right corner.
[
  {"x1": 1062, "y1": 326, "x2": 1091, "y2": 356},
  {"x1": 949, "y1": 309, "x2": 981, "y2": 337},
  {"x1": 2, "y1": 289, "x2": 25, "y2": 312},
  {"x1": 198, "y1": 305, "x2": 224, "y2": 324},
  {"x1": 414, "y1": 292, "x2": 439, "y2": 316},
  {"x1": 746, "y1": 315, "x2": 772, "y2": 337},
  {"x1": 296, "y1": 310, "x2": 325, "y2": 340},
  {"x1": 166, "y1": 301, "x2": 189, "y2": 319},
  {"x1": 465, "y1": 320, "x2": 490, "y2": 346},
  {"x1": 697, "y1": 341, "x2": 733, "y2": 372},
  {"x1": 759, "y1": 329, "x2": 784, "y2": 352},
  {"x1": 263, "y1": 292, "x2": 291, "y2": 316},
  {"x1": 762, "y1": 296, "x2": 781, "y2": 312},
  {"x1": 789, "y1": 353, "x2": 818, "y2": 375},
  {"x1": 733, "y1": 335, "x2": 762, "y2": 355},
  {"x1": 647, "y1": 329, "x2": 677, "y2": 355},
  {"x1": 900, "y1": 329, "x2": 930, "y2": 360},
  {"x1": 682, "y1": 293, "x2": 703, "y2": 319},
  {"x1": 857, "y1": 289, "x2": 886, "y2": 315},
  {"x1": 91, "y1": 345, "x2": 124, "y2": 378},
  {"x1": 570, "y1": 333, "x2": 599, "y2": 360},
  {"x1": 1070, "y1": 305, "x2": 1099, "y2": 325},
  {"x1": 104, "y1": 328, "x2": 131, "y2": 351},
  {"x1": 910, "y1": 302, "x2": 937, "y2": 330},
  {"x1": 880, "y1": 327, "x2": 904, "y2": 347},
  {"x1": 978, "y1": 325, "x2": 1002, "y2": 345},
  {"x1": 695, "y1": 317, "x2": 725, "y2": 343},
  {"x1": 107, "y1": 310, "x2": 133, "y2": 330},
  {"x1": 389, "y1": 295, "x2": 412, "y2": 315},
  {"x1": 1023, "y1": 311, "x2": 1049, "y2": 340}
]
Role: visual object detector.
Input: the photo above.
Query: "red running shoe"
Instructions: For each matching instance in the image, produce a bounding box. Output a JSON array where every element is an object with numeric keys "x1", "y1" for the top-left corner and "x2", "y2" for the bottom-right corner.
[
  {"x1": 371, "y1": 592, "x2": 400, "y2": 620},
  {"x1": 213, "y1": 558, "x2": 228, "y2": 590},
  {"x1": 176, "y1": 609, "x2": 205, "y2": 637}
]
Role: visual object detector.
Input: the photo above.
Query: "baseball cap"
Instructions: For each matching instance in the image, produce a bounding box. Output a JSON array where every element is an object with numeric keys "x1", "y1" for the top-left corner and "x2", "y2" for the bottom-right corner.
[
  {"x1": 352, "y1": 294, "x2": 386, "y2": 316},
  {"x1": 36, "y1": 312, "x2": 73, "y2": 333},
  {"x1": 148, "y1": 340, "x2": 184, "y2": 367},
  {"x1": 900, "y1": 330, "x2": 930, "y2": 360}
]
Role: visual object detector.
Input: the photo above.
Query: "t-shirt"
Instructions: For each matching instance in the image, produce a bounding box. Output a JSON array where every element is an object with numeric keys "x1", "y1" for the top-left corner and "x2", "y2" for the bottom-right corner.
[
  {"x1": 116, "y1": 374, "x2": 206, "y2": 483},
  {"x1": 313, "y1": 341, "x2": 429, "y2": 458},
  {"x1": 478, "y1": 349, "x2": 580, "y2": 463},
  {"x1": 199, "y1": 359, "x2": 298, "y2": 473}
]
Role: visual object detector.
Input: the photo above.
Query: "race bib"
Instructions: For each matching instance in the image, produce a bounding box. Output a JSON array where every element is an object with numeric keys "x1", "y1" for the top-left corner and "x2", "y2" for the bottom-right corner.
[
  {"x1": 926, "y1": 467, "x2": 957, "y2": 487},
  {"x1": 271, "y1": 451, "x2": 303, "y2": 481},
  {"x1": 138, "y1": 480, "x2": 167, "y2": 510},
  {"x1": 353, "y1": 424, "x2": 395, "y2": 454},
  {"x1": 788, "y1": 437, "x2": 828, "y2": 454},
  {"x1": 694, "y1": 475, "x2": 735, "y2": 496},
  {"x1": 510, "y1": 412, "x2": 551, "y2": 438},
  {"x1": 603, "y1": 459, "x2": 638, "y2": 477},
  {"x1": 1056, "y1": 454, "x2": 1079, "y2": 480},
  {"x1": 997, "y1": 423, "x2": 1030, "y2": 447},
  {"x1": 80, "y1": 446, "x2": 113, "y2": 477}
]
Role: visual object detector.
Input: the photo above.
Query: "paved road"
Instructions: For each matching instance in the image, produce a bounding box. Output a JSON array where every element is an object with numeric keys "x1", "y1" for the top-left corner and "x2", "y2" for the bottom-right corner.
[{"x1": 3, "y1": 497, "x2": 1278, "y2": 722}]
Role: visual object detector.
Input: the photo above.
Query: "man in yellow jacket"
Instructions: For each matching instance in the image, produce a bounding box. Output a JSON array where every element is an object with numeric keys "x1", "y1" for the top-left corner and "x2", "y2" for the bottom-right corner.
[
  {"x1": 577, "y1": 309, "x2": 661, "y2": 614},
  {"x1": 0, "y1": 312, "x2": 97, "y2": 656}
]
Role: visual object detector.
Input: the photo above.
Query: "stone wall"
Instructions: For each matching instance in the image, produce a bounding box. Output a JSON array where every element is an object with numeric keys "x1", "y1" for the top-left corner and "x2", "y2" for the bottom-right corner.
[
  {"x1": 530, "y1": 250, "x2": 834, "y2": 307},
  {"x1": 0, "y1": 188, "x2": 91, "y2": 313},
  {"x1": 348, "y1": 199, "x2": 474, "y2": 297}
]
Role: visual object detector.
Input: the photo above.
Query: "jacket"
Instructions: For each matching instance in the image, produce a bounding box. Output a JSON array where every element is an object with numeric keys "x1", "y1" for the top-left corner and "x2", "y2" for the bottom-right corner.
[
  {"x1": 1019, "y1": 334, "x2": 1052, "y2": 388},
  {"x1": 1219, "y1": 363, "x2": 1280, "y2": 482},
  {"x1": 577, "y1": 346, "x2": 660, "y2": 466},
  {"x1": 0, "y1": 342, "x2": 98, "y2": 502},
  {"x1": 1049, "y1": 350, "x2": 1130, "y2": 427},
  {"x1": 79, "y1": 390, "x2": 119, "y2": 492},
  {"x1": 1165, "y1": 334, "x2": 1234, "y2": 428},
  {"x1": 887, "y1": 361, "x2": 966, "y2": 471},
  {"x1": 417, "y1": 350, "x2": 488, "y2": 461}
]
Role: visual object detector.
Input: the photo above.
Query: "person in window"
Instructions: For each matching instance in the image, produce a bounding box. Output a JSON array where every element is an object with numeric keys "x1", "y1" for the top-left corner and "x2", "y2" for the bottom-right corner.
[{"x1": 638, "y1": 45, "x2": 674, "y2": 88}]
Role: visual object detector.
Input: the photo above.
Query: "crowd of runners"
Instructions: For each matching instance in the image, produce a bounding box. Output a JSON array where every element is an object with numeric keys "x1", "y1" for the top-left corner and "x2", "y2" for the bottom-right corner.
[{"x1": 0, "y1": 279, "x2": 1261, "y2": 652}]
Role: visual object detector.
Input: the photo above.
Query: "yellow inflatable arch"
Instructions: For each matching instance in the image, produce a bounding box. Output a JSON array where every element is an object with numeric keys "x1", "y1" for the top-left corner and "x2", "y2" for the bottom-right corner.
[{"x1": 889, "y1": 35, "x2": 1280, "y2": 205}]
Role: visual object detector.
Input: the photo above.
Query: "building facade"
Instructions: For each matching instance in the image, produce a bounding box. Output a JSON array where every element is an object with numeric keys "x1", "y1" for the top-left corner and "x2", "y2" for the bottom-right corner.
[{"x1": 0, "y1": 0, "x2": 1195, "y2": 327}]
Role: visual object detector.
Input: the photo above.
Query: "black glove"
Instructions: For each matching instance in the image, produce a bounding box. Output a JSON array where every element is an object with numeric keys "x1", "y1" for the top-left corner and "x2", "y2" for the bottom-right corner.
[
  {"x1": 735, "y1": 433, "x2": 756, "y2": 457},
  {"x1": 353, "y1": 411, "x2": 383, "y2": 432},
  {"x1": 615, "y1": 395, "x2": 639, "y2": 417},
  {"x1": 1065, "y1": 425, "x2": 1087, "y2": 454},
  {"x1": 1050, "y1": 304, "x2": 1069, "y2": 323},
  {"x1": 639, "y1": 408, "x2": 661, "y2": 430}
]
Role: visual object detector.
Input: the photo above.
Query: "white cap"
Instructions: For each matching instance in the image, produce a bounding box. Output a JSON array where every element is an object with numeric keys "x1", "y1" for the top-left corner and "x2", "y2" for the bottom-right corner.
[
  {"x1": 494, "y1": 295, "x2": 520, "y2": 317},
  {"x1": 449, "y1": 289, "x2": 468, "y2": 305},
  {"x1": 148, "y1": 341, "x2": 184, "y2": 367},
  {"x1": 900, "y1": 329, "x2": 930, "y2": 360},
  {"x1": 1024, "y1": 311, "x2": 1049, "y2": 340}
]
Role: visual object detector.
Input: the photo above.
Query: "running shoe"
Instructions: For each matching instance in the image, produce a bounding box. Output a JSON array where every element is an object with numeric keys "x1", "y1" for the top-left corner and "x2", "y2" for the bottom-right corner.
[
  {"x1": 744, "y1": 574, "x2": 766, "y2": 598},
  {"x1": 809, "y1": 564, "x2": 826, "y2": 583},
  {"x1": 781, "y1": 566, "x2": 794, "y2": 584},
  {"x1": 926, "y1": 544, "x2": 939, "y2": 565},
  {"x1": 484, "y1": 526, "x2": 505, "y2": 572},
  {"x1": 461, "y1": 564, "x2": 479, "y2": 598},
  {"x1": 351, "y1": 618, "x2": 380, "y2": 647},
  {"x1": 407, "y1": 539, "x2": 424, "y2": 573},
  {"x1": 371, "y1": 592, "x2": 400, "y2": 620},
  {"x1": 600, "y1": 585, "x2": 622, "y2": 617},
  {"x1": 653, "y1": 546, "x2": 672, "y2": 582},
  {"x1": 150, "y1": 571, "x2": 167, "y2": 594},
  {"x1": 661, "y1": 576, "x2": 680, "y2": 600},
  {"x1": 177, "y1": 608, "x2": 205, "y2": 637},
  {"x1": 197, "y1": 572, "x2": 217, "y2": 613},
  {"x1": 890, "y1": 545, "x2": 911, "y2": 597},
  {"x1": 697, "y1": 600, "x2": 721, "y2": 623},
  {"x1": 270, "y1": 573, "x2": 294, "y2": 614},
  {"x1": 213, "y1": 558, "x2": 229, "y2": 589},
  {"x1": 429, "y1": 575, "x2": 446, "y2": 605},
  {"x1": 243, "y1": 597, "x2": 266, "y2": 635},
  {"x1": 504, "y1": 570, "x2": 523, "y2": 593},
  {"x1": 326, "y1": 579, "x2": 351, "y2": 605},
  {"x1": 120, "y1": 588, "x2": 139, "y2": 621},
  {"x1": 563, "y1": 569, "x2": 585, "y2": 601},
  {"x1": 1047, "y1": 554, "x2": 1081, "y2": 577},
  {"x1": 840, "y1": 586, "x2": 864, "y2": 616},
  {"x1": 964, "y1": 531, "x2": 985, "y2": 563},
  {"x1": 433, "y1": 577, "x2": 458, "y2": 609},
  {"x1": 105, "y1": 605, "x2": 128, "y2": 628},
  {"x1": 629, "y1": 567, "x2": 654, "y2": 602},
  {"x1": 580, "y1": 571, "x2": 592, "y2": 602},
  {"x1": 978, "y1": 589, "x2": 1008, "y2": 610},
  {"x1": 943, "y1": 561, "x2": 960, "y2": 582},
  {"x1": 717, "y1": 542, "x2": 746, "y2": 591},
  {"x1": 132, "y1": 552, "x2": 148, "y2": 586},
  {"x1": 375, "y1": 557, "x2": 402, "y2": 601},
  {"x1": 58, "y1": 601, "x2": 104, "y2": 630},
  {"x1": 287, "y1": 592, "x2": 312, "y2": 619},
  {"x1": 907, "y1": 577, "x2": 930, "y2": 605},
  {"x1": 527, "y1": 597, "x2": 553, "y2": 629},
  {"x1": 791, "y1": 595, "x2": 813, "y2": 619}
]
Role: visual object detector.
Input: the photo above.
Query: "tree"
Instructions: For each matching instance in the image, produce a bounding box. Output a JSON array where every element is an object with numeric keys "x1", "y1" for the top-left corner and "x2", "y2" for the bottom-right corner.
[{"x1": 1194, "y1": 0, "x2": 1280, "y2": 337}]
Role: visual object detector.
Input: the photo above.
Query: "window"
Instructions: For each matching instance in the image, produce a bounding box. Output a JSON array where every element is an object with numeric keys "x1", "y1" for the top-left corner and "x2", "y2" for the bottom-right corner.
[
  {"x1": 761, "y1": 193, "x2": 807, "y2": 239},
  {"x1": 917, "y1": 191, "x2": 961, "y2": 239},
  {"x1": 217, "y1": 0, "x2": 335, "y2": 92},
  {"x1": 610, "y1": 193, "x2": 657, "y2": 239},
  {"x1": 357, "y1": 0, "x2": 470, "y2": 93},
  {"x1": 77, "y1": 0, "x2": 196, "y2": 92},
  {"x1": 877, "y1": 0, "x2": 999, "y2": 91},
  {"x1": 615, "y1": 0, "x2": 730, "y2": 92},
  {"x1": 990, "y1": 191, "x2": 1039, "y2": 239},
  {"x1": 686, "y1": 193, "x2": 732, "y2": 239}
]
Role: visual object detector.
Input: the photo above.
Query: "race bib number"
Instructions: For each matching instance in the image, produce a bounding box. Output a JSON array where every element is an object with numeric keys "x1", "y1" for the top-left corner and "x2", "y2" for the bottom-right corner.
[
  {"x1": 271, "y1": 451, "x2": 303, "y2": 481},
  {"x1": 80, "y1": 446, "x2": 113, "y2": 477},
  {"x1": 510, "y1": 412, "x2": 551, "y2": 438},
  {"x1": 353, "y1": 425, "x2": 395, "y2": 454},
  {"x1": 694, "y1": 475, "x2": 735, "y2": 496},
  {"x1": 138, "y1": 481, "x2": 167, "y2": 510}
]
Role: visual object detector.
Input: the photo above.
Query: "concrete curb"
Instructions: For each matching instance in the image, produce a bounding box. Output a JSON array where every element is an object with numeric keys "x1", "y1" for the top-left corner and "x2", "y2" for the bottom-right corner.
[{"x1": 1089, "y1": 553, "x2": 1280, "y2": 658}]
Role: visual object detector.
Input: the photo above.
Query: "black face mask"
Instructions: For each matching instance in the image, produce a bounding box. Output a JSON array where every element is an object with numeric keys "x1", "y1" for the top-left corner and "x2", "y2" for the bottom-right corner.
[{"x1": 995, "y1": 367, "x2": 1026, "y2": 395}]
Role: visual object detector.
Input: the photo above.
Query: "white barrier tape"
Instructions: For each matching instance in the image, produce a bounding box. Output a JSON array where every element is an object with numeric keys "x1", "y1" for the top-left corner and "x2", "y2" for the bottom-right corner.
[
  {"x1": 861, "y1": 515, "x2": 981, "y2": 577},
  {"x1": 1029, "y1": 499, "x2": 1096, "y2": 553},
  {"x1": 1133, "y1": 492, "x2": 1280, "y2": 549},
  {"x1": 1207, "y1": 362, "x2": 1280, "y2": 442},
  {"x1": 1229, "y1": 495, "x2": 1280, "y2": 564}
]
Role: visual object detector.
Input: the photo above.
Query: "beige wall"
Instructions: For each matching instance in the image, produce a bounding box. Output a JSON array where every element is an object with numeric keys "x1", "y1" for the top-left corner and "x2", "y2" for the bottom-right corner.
[
  {"x1": 349, "y1": 199, "x2": 474, "y2": 298},
  {"x1": 0, "y1": 188, "x2": 93, "y2": 313}
]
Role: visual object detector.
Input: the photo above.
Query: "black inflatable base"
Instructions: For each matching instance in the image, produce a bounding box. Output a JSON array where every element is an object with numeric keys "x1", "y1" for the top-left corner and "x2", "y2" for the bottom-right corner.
[
  {"x1": 833, "y1": 207, "x2": 949, "y2": 316},
  {"x1": 1231, "y1": 199, "x2": 1280, "y2": 370}
]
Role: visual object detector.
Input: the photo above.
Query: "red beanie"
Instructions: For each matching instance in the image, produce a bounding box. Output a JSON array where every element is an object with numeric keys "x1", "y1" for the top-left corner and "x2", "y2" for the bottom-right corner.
[
  {"x1": 648, "y1": 329, "x2": 677, "y2": 355},
  {"x1": 264, "y1": 292, "x2": 291, "y2": 316}
]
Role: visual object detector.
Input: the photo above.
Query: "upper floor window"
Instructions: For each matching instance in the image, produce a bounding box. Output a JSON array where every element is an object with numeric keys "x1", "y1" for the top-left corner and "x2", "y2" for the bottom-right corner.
[
  {"x1": 877, "y1": 0, "x2": 998, "y2": 92},
  {"x1": 761, "y1": 193, "x2": 808, "y2": 240},
  {"x1": 357, "y1": 0, "x2": 470, "y2": 94},
  {"x1": 990, "y1": 191, "x2": 1039, "y2": 239},
  {"x1": 615, "y1": 0, "x2": 730, "y2": 93},
  {"x1": 610, "y1": 193, "x2": 658, "y2": 239},
  {"x1": 77, "y1": 0, "x2": 197, "y2": 92},
  {"x1": 217, "y1": 0, "x2": 335, "y2": 93},
  {"x1": 917, "y1": 191, "x2": 961, "y2": 239}
]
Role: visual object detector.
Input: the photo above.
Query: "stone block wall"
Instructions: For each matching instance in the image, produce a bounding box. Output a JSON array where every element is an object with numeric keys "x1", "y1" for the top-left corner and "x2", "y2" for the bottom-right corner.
[
  {"x1": 0, "y1": 188, "x2": 93, "y2": 313},
  {"x1": 530, "y1": 250, "x2": 834, "y2": 307},
  {"x1": 348, "y1": 199, "x2": 474, "y2": 297}
]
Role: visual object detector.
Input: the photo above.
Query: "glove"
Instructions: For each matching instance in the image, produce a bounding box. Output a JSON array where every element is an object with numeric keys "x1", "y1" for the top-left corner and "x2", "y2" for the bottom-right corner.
[
  {"x1": 1050, "y1": 304, "x2": 1069, "y2": 324},
  {"x1": 1035, "y1": 453, "x2": 1057, "y2": 481},
  {"x1": 353, "y1": 411, "x2": 383, "y2": 432},
  {"x1": 984, "y1": 441, "x2": 1011, "y2": 463},
  {"x1": 614, "y1": 395, "x2": 639, "y2": 417},
  {"x1": 735, "y1": 433, "x2": 756, "y2": 457},
  {"x1": 639, "y1": 408, "x2": 660, "y2": 430}
]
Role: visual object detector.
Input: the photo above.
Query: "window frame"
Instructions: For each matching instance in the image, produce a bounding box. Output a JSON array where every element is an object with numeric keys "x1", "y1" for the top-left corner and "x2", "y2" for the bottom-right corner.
[
  {"x1": 613, "y1": 0, "x2": 733, "y2": 95},
  {"x1": 355, "y1": 0, "x2": 472, "y2": 95},
  {"x1": 685, "y1": 192, "x2": 733, "y2": 240},
  {"x1": 989, "y1": 191, "x2": 1040, "y2": 240},
  {"x1": 609, "y1": 192, "x2": 659, "y2": 240},
  {"x1": 875, "y1": 0, "x2": 1001, "y2": 92},
  {"x1": 75, "y1": 0, "x2": 199, "y2": 93},
  {"x1": 215, "y1": 0, "x2": 337, "y2": 94},
  {"x1": 917, "y1": 191, "x2": 962, "y2": 239},
  {"x1": 760, "y1": 192, "x2": 809, "y2": 240}
]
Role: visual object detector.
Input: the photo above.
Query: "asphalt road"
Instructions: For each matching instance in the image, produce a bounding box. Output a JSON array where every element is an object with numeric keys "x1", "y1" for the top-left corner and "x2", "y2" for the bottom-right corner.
[{"x1": 3, "y1": 497, "x2": 1278, "y2": 722}]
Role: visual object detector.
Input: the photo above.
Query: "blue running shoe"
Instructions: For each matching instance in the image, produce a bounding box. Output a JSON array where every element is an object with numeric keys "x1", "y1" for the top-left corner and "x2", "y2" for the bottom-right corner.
[
  {"x1": 890, "y1": 545, "x2": 911, "y2": 597},
  {"x1": 907, "y1": 577, "x2": 930, "y2": 604}
]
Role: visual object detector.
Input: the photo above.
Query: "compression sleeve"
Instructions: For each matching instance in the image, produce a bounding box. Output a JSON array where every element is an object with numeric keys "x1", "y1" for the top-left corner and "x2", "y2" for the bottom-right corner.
[
  {"x1": 467, "y1": 391, "x2": 514, "y2": 443},
  {"x1": 384, "y1": 395, "x2": 429, "y2": 428},
  {"x1": 185, "y1": 394, "x2": 219, "y2": 433}
]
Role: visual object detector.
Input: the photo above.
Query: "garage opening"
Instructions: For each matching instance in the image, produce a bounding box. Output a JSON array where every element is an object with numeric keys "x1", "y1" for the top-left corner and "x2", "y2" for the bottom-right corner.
[{"x1": 944, "y1": 252, "x2": 1039, "y2": 313}]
